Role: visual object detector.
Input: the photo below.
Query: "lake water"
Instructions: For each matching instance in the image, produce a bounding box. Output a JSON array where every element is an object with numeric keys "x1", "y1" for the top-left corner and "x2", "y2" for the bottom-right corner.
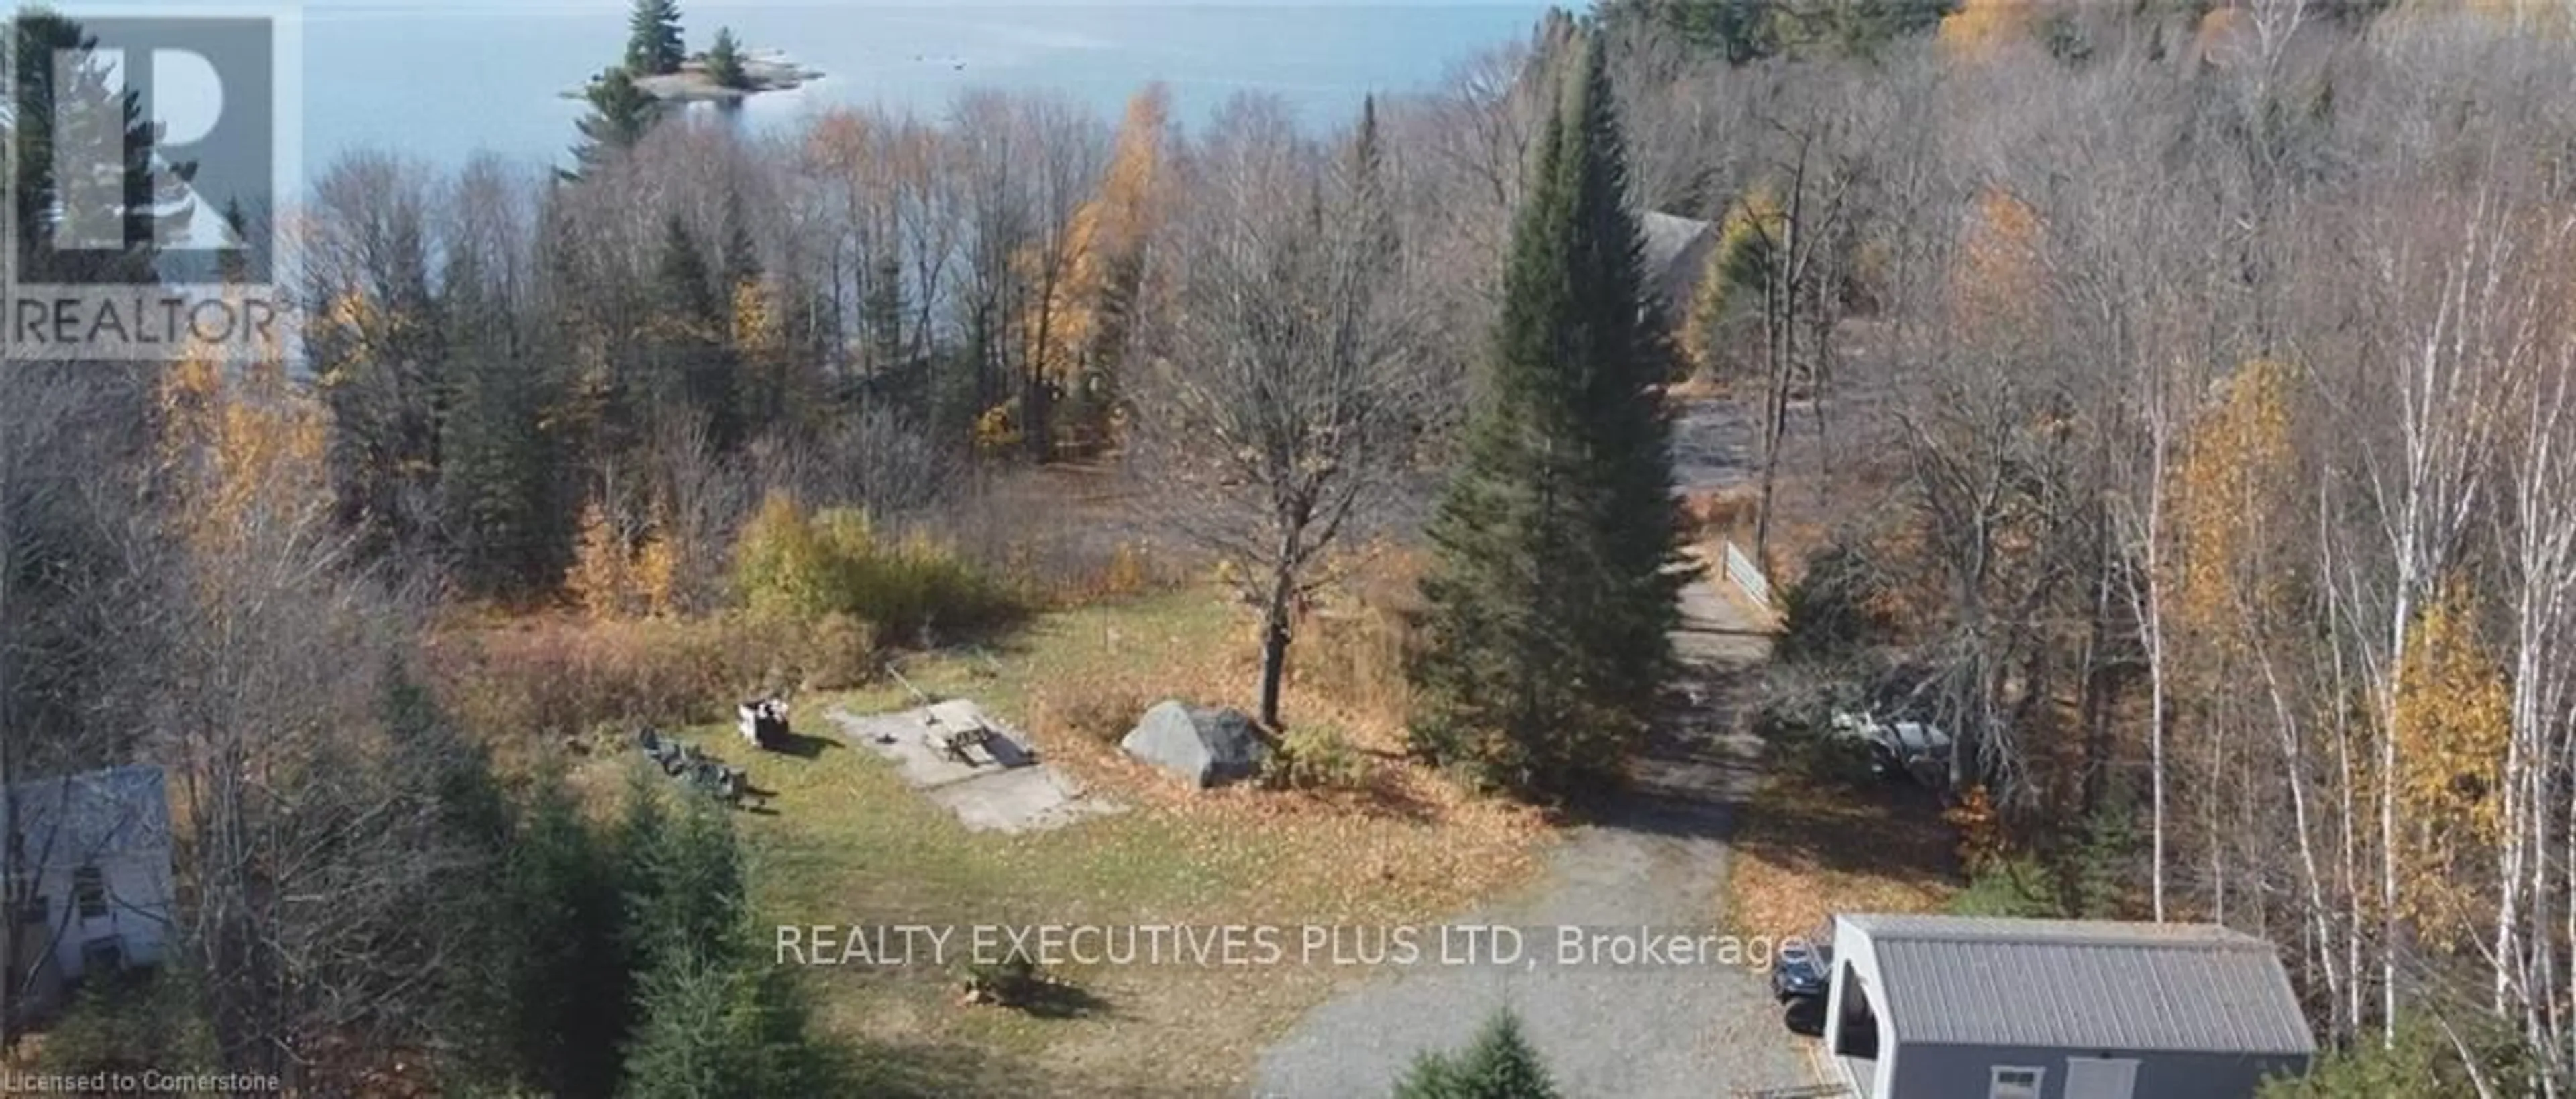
[{"x1": 295, "y1": 1, "x2": 1550, "y2": 178}]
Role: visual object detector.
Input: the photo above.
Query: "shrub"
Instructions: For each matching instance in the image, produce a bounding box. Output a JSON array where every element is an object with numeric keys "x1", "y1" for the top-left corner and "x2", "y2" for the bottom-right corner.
[
  {"x1": 1031, "y1": 680, "x2": 1152, "y2": 746},
  {"x1": 1680, "y1": 487, "x2": 1758, "y2": 541},
  {"x1": 1777, "y1": 539, "x2": 1893, "y2": 664},
  {"x1": 1099, "y1": 538, "x2": 1152, "y2": 598},
  {"x1": 429, "y1": 615, "x2": 784, "y2": 742},
  {"x1": 1775, "y1": 721, "x2": 1880, "y2": 788},
  {"x1": 38, "y1": 970, "x2": 217, "y2": 1073},
  {"x1": 1263, "y1": 724, "x2": 1372, "y2": 792},
  {"x1": 733, "y1": 493, "x2": 1022, "y2": 646},
  {"x1": 795, "y1": 612, "x2": 878, "y2": 691},
  {"x1": 1943, "y1": 858, "x2": 2065, "y2": 919},
  {"x1": 1750, "y1": 671, "x2": 1876, "y2": 787},
  {"x1": 1941, "y1": 785, "x2": 2010, "y2": 875},
  {"x1": 2259, "y1": 1013, "x2": 2537, "y2": 1098},
  {"x1": 1299, "y1": 548, "x2": 1425, "y2": 729}
]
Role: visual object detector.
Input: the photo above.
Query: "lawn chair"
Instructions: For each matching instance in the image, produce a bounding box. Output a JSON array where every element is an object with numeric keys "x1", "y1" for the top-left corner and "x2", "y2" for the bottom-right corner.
[
  {"x1": 639, "y1": 727, "x2": 684, "y2": 772},
  {"x1": 739, "y1": 697, "x2": 791, "y2": 750}
]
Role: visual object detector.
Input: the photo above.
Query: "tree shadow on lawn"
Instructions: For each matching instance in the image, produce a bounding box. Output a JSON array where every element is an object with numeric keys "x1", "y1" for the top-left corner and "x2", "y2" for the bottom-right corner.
[
  {"x1": 1731, "y1": 771, "x2": 1958, "y2": 897},
  {"x1": 1352, "y1": 770, "x2": 1443, "y2": 824},
  {"x1": 762, "y1": 730, "x2": 839, "y2": 759},
  {"x1": 1008, "y1": 978, "x2": 1114, "y2": 1020}
]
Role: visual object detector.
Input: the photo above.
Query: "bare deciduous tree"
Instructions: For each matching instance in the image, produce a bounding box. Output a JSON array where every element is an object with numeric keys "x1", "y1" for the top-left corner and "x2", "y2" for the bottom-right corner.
[{"x1": 1134, "y1": 95, "x2": 1428, "y2": 728}]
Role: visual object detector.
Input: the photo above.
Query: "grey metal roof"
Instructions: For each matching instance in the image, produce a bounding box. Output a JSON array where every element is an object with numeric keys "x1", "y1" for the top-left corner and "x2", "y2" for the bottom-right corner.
[
  {"x1": 1843, "y1": 914, "x2": 2316, "y2": 1055},
  {"x1": 1638, "y1": 211, "x2": 1715, "y2": 308}
]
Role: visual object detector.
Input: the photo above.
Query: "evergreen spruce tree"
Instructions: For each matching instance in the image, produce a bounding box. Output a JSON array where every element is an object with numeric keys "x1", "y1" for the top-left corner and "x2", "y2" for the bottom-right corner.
[
  {"x1": 706, "y1": 26, "x2": 750, "y2": 91},
  {"x1": 623, "y1": 795, "x2": 745, "y2": 968},
  {"x1": 9, "y1": 11, "x2": 174, "y2": 286},
  {"x1": 625, "y1": 0, "x2": 686, "y2": 76},
  {"x1": 1394, "y1": 1052, "x2": 1466, "y2": 1099},
  {"x1": 438, "y1": 243, "x2": 568, "y2": 599},
  {"x1": 621, "y1": 943, "x2": 827, "y2": 1098},
  {"x1": 480, "y1": 774, "x2": 631, "y2": 1098},
  {"x1": 1391, "y1": 1010, "x2": 1562, "y2": 1099},
  {"x1": 568, "y1": 67, "x2": 663, "y2": 180},
  {"x1": 862, "y1": 254, "x2": 906, "y2": 375},
  {"x1": 649, "y1": 215, "x2": 745, "y2": 449},
  {"x1": 1407, "y1": 24, "x2": 1688, "y2": 801},
  {"x1": 614, "y1": 787, "x2": 830, "y2": 1095},
  {"x1": 1450, "y1": 1010, "x2": 1563, "y2": 1098}
]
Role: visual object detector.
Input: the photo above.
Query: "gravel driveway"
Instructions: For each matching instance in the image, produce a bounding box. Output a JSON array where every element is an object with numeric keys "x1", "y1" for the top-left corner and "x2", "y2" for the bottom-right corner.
[{"x1": 1250, "y1": 559, "x2": 1816, "y2": 1098}]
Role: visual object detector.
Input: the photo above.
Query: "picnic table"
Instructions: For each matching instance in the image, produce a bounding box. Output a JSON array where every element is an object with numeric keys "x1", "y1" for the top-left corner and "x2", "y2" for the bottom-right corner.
[{"x1": 929, "y1": 720, "x2": 995, "y2": 764}]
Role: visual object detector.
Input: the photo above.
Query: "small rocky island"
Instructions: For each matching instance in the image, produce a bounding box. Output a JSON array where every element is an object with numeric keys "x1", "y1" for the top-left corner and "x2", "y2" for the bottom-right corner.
[
  {"x1": 629, "y1": 48, "x2": 821, "y2": 103},
  {"x1": 572, "y1": 1, "x2": 822, "y2": 105}
]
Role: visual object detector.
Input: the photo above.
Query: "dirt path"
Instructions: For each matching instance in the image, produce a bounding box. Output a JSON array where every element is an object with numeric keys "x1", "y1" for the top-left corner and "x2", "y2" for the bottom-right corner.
[{"x1": 1250, "y1": 435, "x2": 1809, "y2": 1096}]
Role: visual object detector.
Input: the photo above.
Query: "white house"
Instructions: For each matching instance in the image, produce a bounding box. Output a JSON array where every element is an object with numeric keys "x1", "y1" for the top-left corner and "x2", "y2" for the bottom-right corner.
[{"x1": 3, "y1": 764, "x2": 176, "y2": 999}]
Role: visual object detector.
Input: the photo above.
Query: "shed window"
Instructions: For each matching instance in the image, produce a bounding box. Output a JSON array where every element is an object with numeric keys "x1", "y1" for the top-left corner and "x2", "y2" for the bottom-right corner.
[
  {"x1": 1991, "y1": 1066, "x2": 2045, "y2": 1099},
  {"x1": 71, "y1": 866, "x2": 106, "y2": 919}
]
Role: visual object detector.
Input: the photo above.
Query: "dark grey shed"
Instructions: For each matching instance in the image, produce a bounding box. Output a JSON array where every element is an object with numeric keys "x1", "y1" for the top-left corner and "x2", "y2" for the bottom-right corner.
[
  {"x1": 1822, "y1": 914, "x2": 2314, "y2": 1099},
  {"x1": 1638, "y1": 210, "x2": 1717, "y2": 317}
]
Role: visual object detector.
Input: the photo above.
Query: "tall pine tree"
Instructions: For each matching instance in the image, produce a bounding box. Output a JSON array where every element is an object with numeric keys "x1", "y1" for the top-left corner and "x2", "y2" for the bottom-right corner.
[
  {"x1": 568, "y1": 67, "x2": 663, "y2": 180},
  {"x1": 1407, "y1": 23, "x2": 1688, "y2": 801},
  {"x1": 705, "y1": 27, "x2": 749, "y2": 91},
  {"x1": 648, "y1": 215, "x2": 744, "y2": 450},
  {"x1": 625, "y1": 0, "x2": 686, "y2": 76},
  {"x1": 437, "y1": 240, "x2": 568, "y2": 600}
]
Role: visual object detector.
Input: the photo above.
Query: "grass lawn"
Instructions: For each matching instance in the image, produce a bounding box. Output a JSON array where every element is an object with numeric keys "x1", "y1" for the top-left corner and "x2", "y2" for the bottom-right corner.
[
  {"x1": 589, "y1": 587, "x2": 1549, "y2": 1096},
  {"x1": 1725, "y1": 771, "x2": 1960, "y2": 943}
]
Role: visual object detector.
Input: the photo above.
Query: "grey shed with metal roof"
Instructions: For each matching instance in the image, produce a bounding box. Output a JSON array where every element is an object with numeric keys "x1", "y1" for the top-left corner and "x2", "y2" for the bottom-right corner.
[{"x1": 1821, "y1": 914, "x2": 2314, "y2": 1099}]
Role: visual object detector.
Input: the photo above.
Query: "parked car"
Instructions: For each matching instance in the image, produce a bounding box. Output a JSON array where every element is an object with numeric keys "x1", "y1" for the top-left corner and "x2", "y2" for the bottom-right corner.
[
  {"x1": 1829, "y1": 711, "x2": 1953, "y2": 787},
  {"x1": 1771, "y1": 924, "x2": 1833, "y2": 1002}
]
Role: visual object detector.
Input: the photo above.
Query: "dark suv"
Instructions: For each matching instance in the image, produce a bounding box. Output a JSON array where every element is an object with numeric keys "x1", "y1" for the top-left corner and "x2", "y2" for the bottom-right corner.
[{"x1": 1770, "y1": 925, "x2": 1832, "y2": 1002}]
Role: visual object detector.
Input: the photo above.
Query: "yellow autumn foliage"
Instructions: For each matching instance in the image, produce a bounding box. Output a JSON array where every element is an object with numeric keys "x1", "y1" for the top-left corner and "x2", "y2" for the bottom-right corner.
[
  {"x1": 566, "y1": 502, "x2": 628, "y2": 618},
  {"x1": 158, "y1": 315, "x2": 327, "y2": 561},
  {"x1": 2390, "y1": 579, "x2": 2510, "y2": 943},
  {"x1": 1016, "y1": 84, "x2": 1169, "y2": 398},
  {"x1": 634, "y1": 528, "x2": 682, "y2": 618},
  {"x1": 1681, "y1": 187, "x2": 1784, "y2": 378},
  {"x1": 2169, "y1": 359, "x2": 2298, "y2": 654},
  {"x1": 569, "y1": 500, "x2": 673, "y2": 620}
]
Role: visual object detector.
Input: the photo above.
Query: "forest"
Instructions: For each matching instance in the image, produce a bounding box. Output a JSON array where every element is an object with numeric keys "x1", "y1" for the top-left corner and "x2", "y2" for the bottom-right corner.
[{"x1": 10, "y1": 0, "x2": 2576, "y2": 1094}]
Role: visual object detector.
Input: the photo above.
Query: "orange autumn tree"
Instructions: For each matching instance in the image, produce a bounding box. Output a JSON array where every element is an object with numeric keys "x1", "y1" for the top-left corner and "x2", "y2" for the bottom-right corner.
[
  {"x1": 1017, "y1": 84, "x2": 1169, "y2": 456},
  {"x1": 1938, "y1": 0, "x2": 2037, "y2": 58},
  {"x1": 1949, "y1": 186, "x2": 2045, "y2": 347},
  {"x1": 566, "y1": 498, "x2": 685, "y2": 619},
  {"x1": 565, "y1": 501, "x2": 634, "y2": 618}
]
